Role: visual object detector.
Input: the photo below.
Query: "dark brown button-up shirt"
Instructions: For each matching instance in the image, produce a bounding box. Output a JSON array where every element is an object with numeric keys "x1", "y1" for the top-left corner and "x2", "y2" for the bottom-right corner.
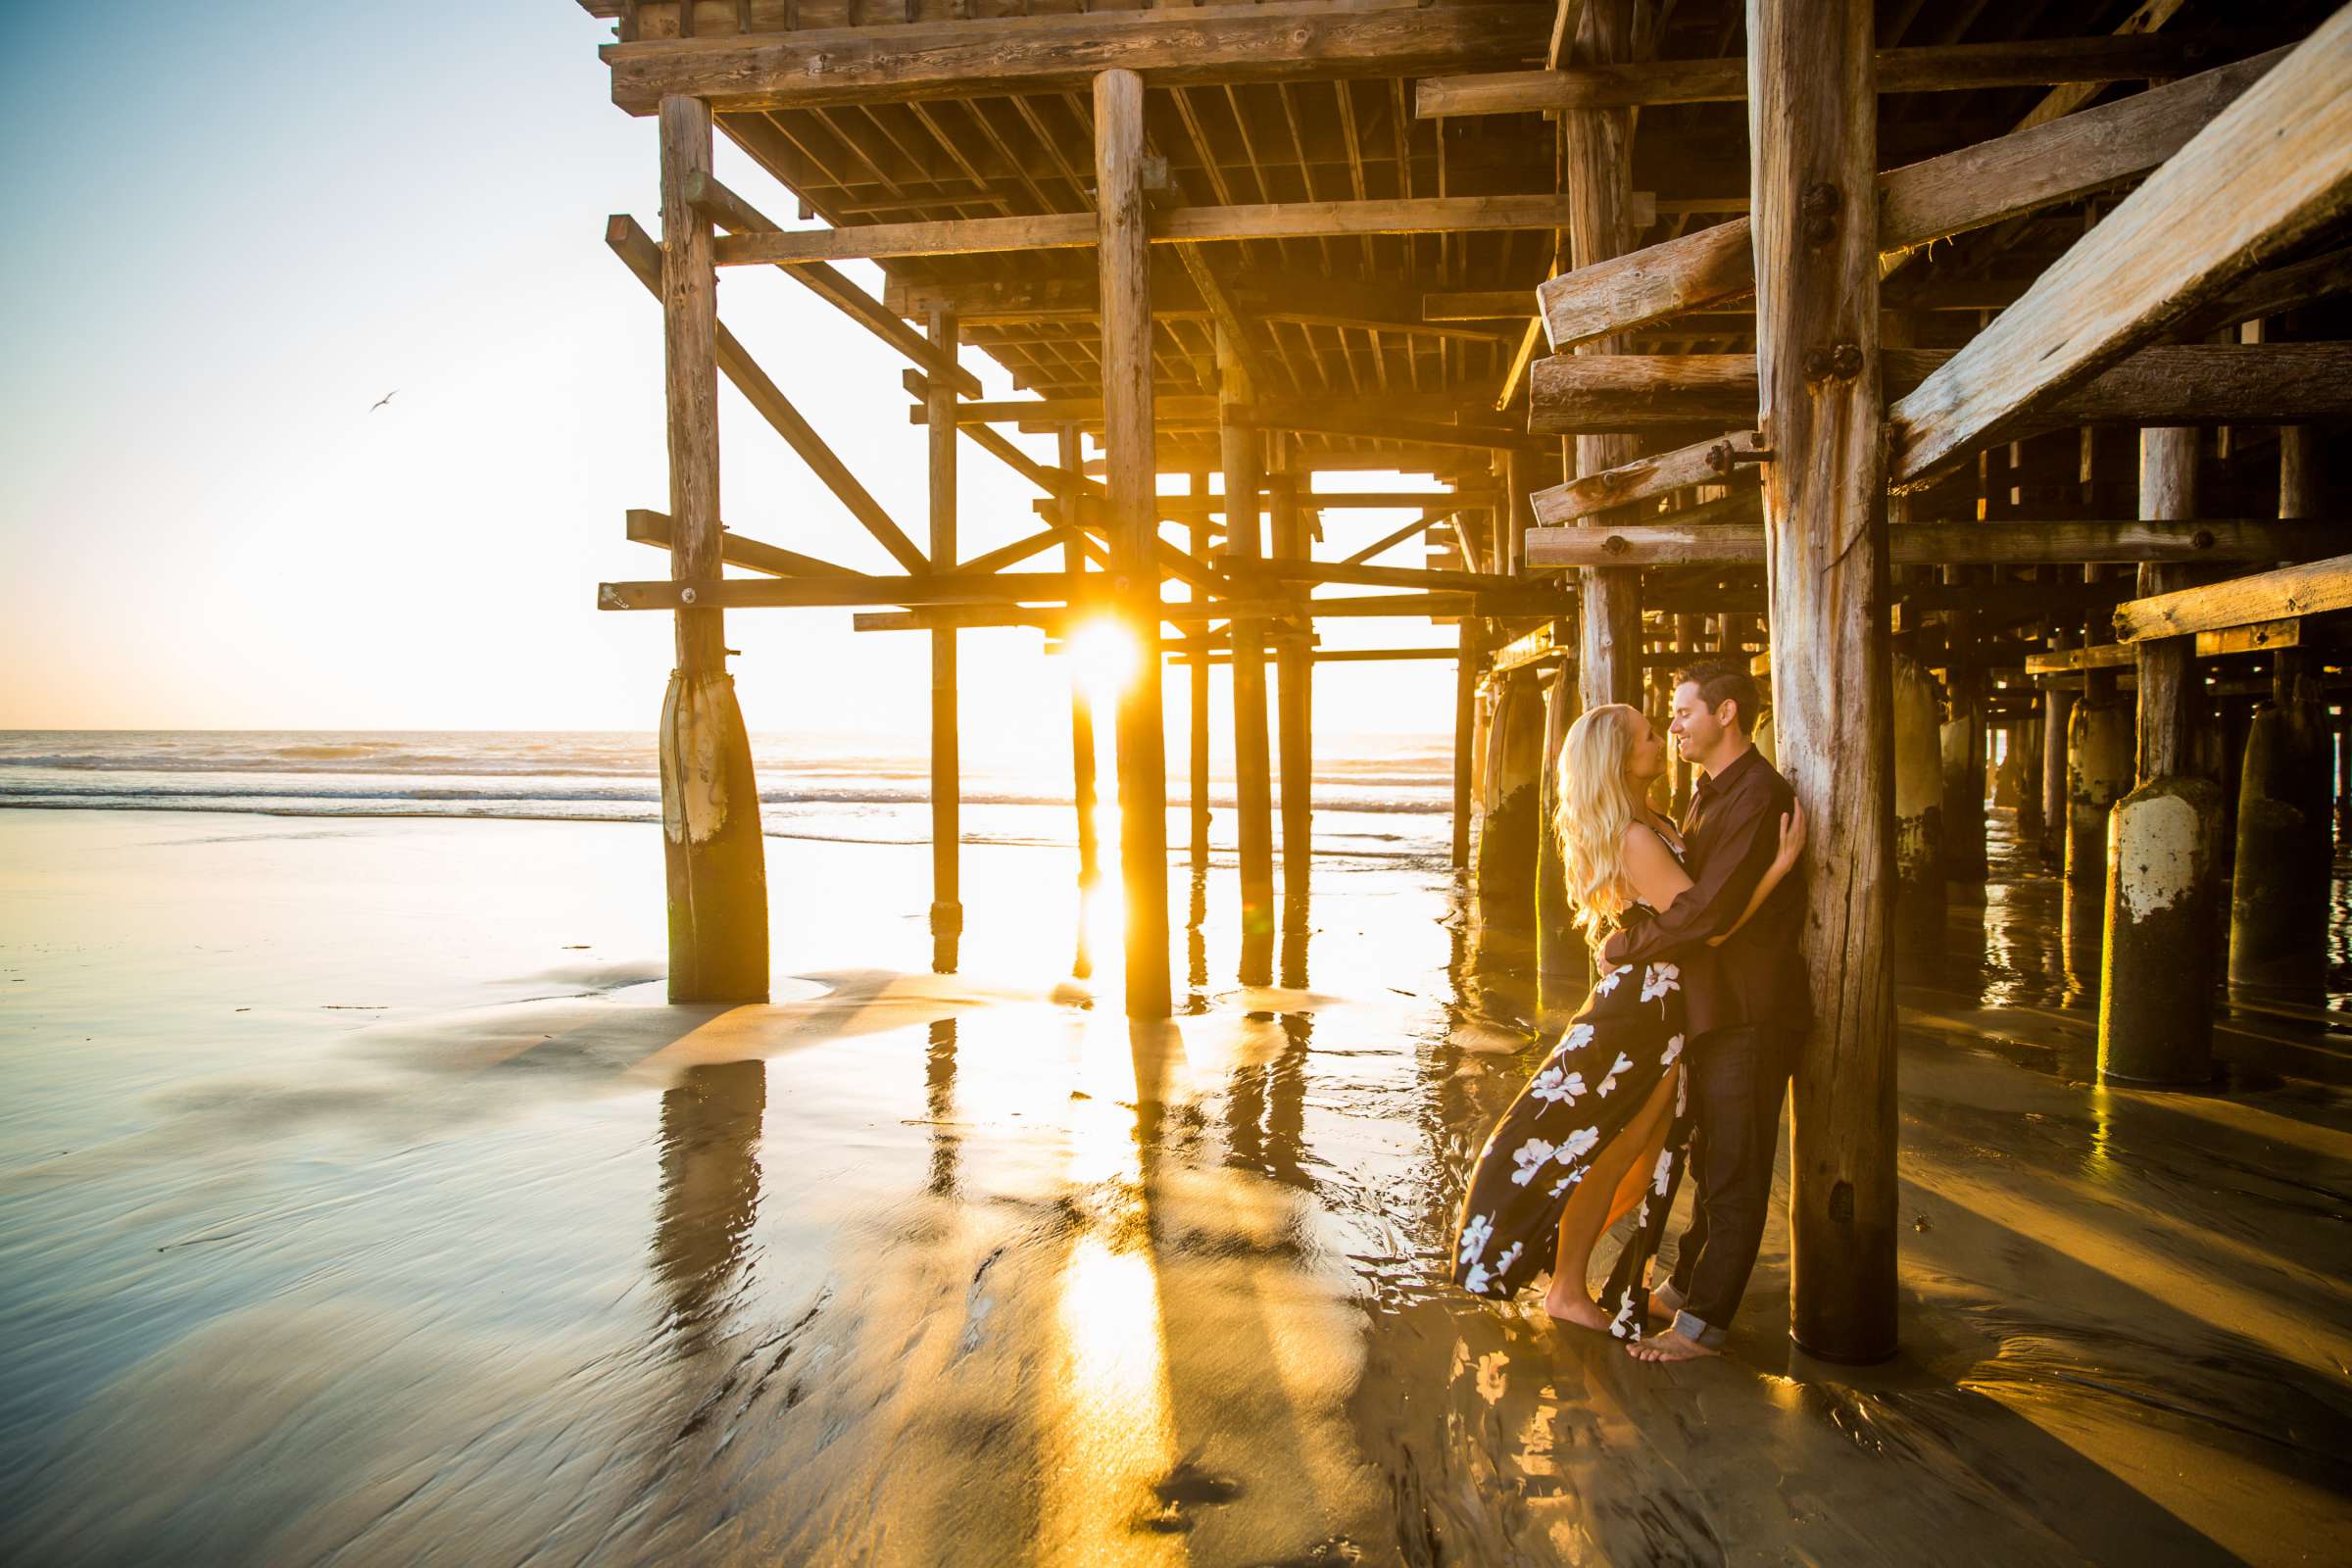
[{"x1": 1601, "y1": 744, "x2": 1809, "y2": 1039}]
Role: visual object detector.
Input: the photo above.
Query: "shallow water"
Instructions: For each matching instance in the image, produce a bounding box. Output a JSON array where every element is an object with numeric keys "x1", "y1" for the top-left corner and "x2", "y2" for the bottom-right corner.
[{"x1": 1, "y1": 807, "x2": 2347, "y2": 1565}]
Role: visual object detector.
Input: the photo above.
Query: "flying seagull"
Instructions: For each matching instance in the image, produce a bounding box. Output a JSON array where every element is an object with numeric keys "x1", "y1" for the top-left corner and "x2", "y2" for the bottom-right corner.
[{"x1": 369, "y1": 390, "x2": 398, "y2": 413}]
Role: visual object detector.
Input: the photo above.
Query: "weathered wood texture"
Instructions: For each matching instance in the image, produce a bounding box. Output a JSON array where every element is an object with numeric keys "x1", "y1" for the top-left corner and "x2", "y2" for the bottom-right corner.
[
  {"x1": 712, "y1": 194, "x2": 1652, "y2": 267},
  {"x1": 2114, "y1": 554, "x2": 2352, "y2": 642},
  {"x1": 1096, "y1": 68, "x2": 1170, "y2": 1019},
  {"x1": 655, "y1": 95, "x2": 767, "y2": 1005},
  {"x1": 1421, "y1": 30, "x2": 2247, "y2": 115},
  {"x1": 1532, "y1": 343, "x2": 2352, "y2": 431},
  {"x1": 1887, "y1": 14, "x2": 2352, "y2": 483},
  {"x1": 1751, "y1": 0, "x2": 1897, "y2": 1365},
  {"x1": 1565, "y1": 0, "x2": 1646, "y2": 714},
  {"x1": 1271, "y1": 441, "x2": 1313, "y2": 905},
  {"x1": 1218, "y1": 322, "x2": 1276, "y2": 968},
  {"x1": 1531, "y1": 429, "x2": 1762, "y2": 524},
  {"x1": 928, "y1": 308, "x2": 962, "y2": 940},
  {"x1": 1538, "y1": 46, "x2": 2286, "y2": 352},
  {"x1": 1525, "y1": 517, "x2": 2342, "y2": 568},
  {"x1": 2134, "y1": 428, "x2": 2201, "y2": 781},
  {"x1": 1067, "y1": 428, "x2": 1102, "y2": 885},
  {"x1": 606, "y1": 7, "x2": 1552, "y2": 113},
  {"x1": 626, "y1": 508, "x2": 862, "y2": 578}
]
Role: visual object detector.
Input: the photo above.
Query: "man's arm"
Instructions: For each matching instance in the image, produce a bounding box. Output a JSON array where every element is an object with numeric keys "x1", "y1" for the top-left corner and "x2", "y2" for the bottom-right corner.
[{"x1": 1599, "y1": 781, "x2": 1779, "y2": 967}]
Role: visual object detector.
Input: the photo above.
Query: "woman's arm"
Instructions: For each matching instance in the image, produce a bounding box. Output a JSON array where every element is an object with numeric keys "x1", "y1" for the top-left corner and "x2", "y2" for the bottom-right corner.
[{"x1": 1707, "y1": 802, "x2": 1805, "y2": 947}]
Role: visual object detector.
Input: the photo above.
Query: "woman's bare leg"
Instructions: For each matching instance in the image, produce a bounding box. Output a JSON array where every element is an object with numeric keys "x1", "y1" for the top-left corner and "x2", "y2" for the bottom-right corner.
[{"x1": 1542, "y1": 1071, "x2": 1681, "y2": 1328}]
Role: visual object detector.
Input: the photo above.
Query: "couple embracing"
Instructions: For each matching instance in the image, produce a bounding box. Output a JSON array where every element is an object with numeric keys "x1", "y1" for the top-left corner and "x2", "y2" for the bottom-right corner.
[{"x1": 1449, "y1": 662, "x2": 1810, "y2": 1362}]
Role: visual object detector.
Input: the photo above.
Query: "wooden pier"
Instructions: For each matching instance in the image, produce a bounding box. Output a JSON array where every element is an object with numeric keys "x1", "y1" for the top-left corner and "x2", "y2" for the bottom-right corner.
[{"x1": 574, "y1": 0, "x2": 2352, "y2": 1363}]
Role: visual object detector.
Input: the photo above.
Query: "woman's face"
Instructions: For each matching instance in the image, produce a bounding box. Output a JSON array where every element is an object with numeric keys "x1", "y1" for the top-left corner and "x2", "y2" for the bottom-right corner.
[{"x1": 1622, "y1": 710, "x2": 1667, "y2": 784}]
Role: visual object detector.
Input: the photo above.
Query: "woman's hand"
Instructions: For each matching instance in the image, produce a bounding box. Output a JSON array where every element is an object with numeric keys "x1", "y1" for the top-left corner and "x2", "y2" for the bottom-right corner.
[{"x1": 1772, "y1": 800, "x2": 1807, "y2": 875}]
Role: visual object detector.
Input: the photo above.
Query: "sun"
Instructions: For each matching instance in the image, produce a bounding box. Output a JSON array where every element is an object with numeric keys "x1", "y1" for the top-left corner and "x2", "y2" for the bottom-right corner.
[{"x1": 1061, "y1": 615, "x2": 1143, "y2": 709}]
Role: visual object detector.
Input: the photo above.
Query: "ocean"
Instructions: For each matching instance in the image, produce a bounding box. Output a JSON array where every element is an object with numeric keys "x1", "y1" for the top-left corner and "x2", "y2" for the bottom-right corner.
[{"x1": 0, "y1": 729, "x2": 1457, "y2": 867}]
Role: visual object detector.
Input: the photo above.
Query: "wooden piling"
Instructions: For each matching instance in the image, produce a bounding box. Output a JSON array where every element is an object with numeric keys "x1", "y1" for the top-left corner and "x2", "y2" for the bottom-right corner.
[
  {"x1": 2229, "y1": 422, "x2": 2331, "y2": 992},
  {"x1": 2100, "y1": 426, "x2": 2219, "y2": 1084},
  {"x1": 1752, "y1": 0, "x2": 1897, "y2": 1363},
  {"x1": 2039, "y1": 626, "x2": 2076, "y2": 862},
  {"x1": 1093, "y1": 67, "x2": 1170, "y2": 1019},
  {"x1": 1892, "y1": 654, "x2": 1946, "y2": 956},
  {"x1": 1217, "y1": 324, "x2": 1276, "y2": 974},
  {"x1": 927, "y1": 307, "x2": 962, "y2": 955},
  {"x1": 1536, "y1": 651, "x2": 1584, "y2": 1013},
  {"x1": 1271, "y1": 439, "x2": 1313, "y2": 907},
  {"x1": 1451, "y1": 614, "x2": 1478, "y2": 872},
  {"x1": 1562, "y1": 0, "x2": 1646, "y2": 713},
  {"x1": 1188, "y1": 467, "x2": 1213, "y2": 866},
  {"x1": 656, "y1": 94, "x2": 768, "y2": 1005},
  {"x1": 1476, "y1": 667, "x2": 1544, "y2": 933},
  {"x1": 1059, "y1": 426, "x2": 1101, "y2": 886},
  {"x1": 2064, "y1": 695, "x2": 2133, "y2": 953}
]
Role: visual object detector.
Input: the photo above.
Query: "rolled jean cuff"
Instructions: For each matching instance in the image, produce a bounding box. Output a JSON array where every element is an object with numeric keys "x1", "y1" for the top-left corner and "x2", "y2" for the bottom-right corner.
[{"x1": 1671, "y1": 1309, "x2": 1729, "y2": 1349}]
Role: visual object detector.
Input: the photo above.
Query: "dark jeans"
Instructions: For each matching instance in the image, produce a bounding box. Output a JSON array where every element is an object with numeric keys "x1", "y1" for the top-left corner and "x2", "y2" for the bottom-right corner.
[{"x1": 1663, "y1": 1023, "x2": 1793, "y2": 1344}]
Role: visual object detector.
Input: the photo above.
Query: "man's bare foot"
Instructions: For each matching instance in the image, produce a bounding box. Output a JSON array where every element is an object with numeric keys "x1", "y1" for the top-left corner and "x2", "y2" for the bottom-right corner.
[
  {"x1": 1542, "y1": 1289, "x2": 1611, "y2": 1331},
  {"x1": 1627, "y1": 1328, "x2": 1717, "y2": 1362}
]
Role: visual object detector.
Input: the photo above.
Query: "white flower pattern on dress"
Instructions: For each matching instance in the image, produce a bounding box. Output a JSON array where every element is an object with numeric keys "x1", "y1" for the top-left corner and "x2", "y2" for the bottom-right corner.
[
  {"x1": 1595, "y1": 1053, "x2": 1636, "y2": 1097},
  {"x1": 1531, "y1": 1066, "x2": 1587, "y2": 1104},
  {"x1": 1557, "y1": 1125, "x2": 1600, "y2": 1163},
  {"x1": 1559, "y1": 1022, "x2": 1596, "y2": 1055},
  {"x1": 1509, "y1": 1137, "x2": 1557, "y2": 1186},
  {"x1": 1608, "y1": 1291, "x2": 1640, "y2": 1339},
  {"x1": 1458, "y1": 1212, "x2": 1494, "y2": 1265},
  {"x1": 1641, "y1": 962, "x2": 1682, "y2": 1004},
  {"x1": 1592, "y1": 965, "x2": 1629, "y2": 997},
  {"x1": 1660, "y1": 1034, "x2": 1685, "y2": 1067},
  {"x1": 1464, "y1": 1262, "x2": 1491, "y2": 1295},
  {"x1": 1495, "y1": 1241, "x2": 1522, "y2": 1277},
  {"x1": 1652, "y1": 1147, "x2": 1674, "y2": 1197}
]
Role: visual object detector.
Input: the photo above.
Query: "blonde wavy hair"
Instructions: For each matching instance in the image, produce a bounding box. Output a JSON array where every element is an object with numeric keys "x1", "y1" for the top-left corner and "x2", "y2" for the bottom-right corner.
[{"x1": 1553, "y1": 703, "x2": 1646, "y2": 938}]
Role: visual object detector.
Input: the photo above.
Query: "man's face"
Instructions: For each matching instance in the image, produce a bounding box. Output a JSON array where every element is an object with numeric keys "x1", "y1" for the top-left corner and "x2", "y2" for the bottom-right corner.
[{"x1": 1668, "y1": 680, "x2": 1727, "y2": 762}]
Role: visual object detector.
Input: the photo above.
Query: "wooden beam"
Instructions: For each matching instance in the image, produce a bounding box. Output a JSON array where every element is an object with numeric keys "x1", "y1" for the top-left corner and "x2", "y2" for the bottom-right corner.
[
  {"x1": 1537, "y1": 45, "x2": 2289, "y2": 352},
  {"x1": 627, "y1": 507, "x2": 866, "y2": 578},
  {"x1": 902, "y1": 369, "x2": 1102, "y2": 503},
  {"x1": 2012, "y1": 0, "x2": 2188, "y2": 135},
  {"x1": 1527, "y1": 518, "x2": 2346, "y2": 569},
  {"x1": 1887, "y1": 15, "x2": 2352, "y2": 485},
  {"x1": 607, "y1": 214, "x2": 929, "y2": 574},
  {"x1": 1420, "y1": 31, "x2": 2249, "y2": 117},
  {"x1": 711, "y1": 194, "x2": 1652, "y2": 267},
  {"x1": 2193, "y1": 617, "x2": 2299, "y2": 658},
  {"x1": 683, "y1": 168, "x2": 982, "y2": 399},
  {"x1": 1530, "y1": 429, "x2": 1763, "y2": 524},
  {"x1": 604, "y1": 7, "x2": 1551, "y2": 115},
  {"x1": 1223, "y1": 558, "x2": 1524, "y2": 593},
  {"x1": 1490, "y1": 619, "x2": 1572, "y2": 674},
  {"x1": 599, "y1": 572, "x2": 1098, "y2": 611},
  {"x1": 1532, "y1": 343, "x2": 2352, "y2": 432},
  {"x1": 2112, "y1": 555, "x2": 2352, "y2": 643},
  {"x1": 1220, "y1": 399, "x2": 1552, "y2": 454},
  {"x1": 1342, "y1": 515, "x2": 1436, "y2": 566}
]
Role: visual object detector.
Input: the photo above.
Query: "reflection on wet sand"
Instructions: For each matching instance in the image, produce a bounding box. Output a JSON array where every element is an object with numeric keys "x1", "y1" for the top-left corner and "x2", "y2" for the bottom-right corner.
[{"x1": 2, "y1": 810, "x2": 2349, "y2": 1564}]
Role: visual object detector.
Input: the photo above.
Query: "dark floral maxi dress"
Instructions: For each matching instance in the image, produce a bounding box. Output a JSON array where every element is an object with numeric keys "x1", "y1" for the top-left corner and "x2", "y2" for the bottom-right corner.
[{"x1": 1448, "y1": 899, "x2": 1697, "y2": 1342}]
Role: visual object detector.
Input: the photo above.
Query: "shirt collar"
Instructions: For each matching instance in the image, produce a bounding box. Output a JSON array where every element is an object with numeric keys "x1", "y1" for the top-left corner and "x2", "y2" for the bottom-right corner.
[{"x1": 1695, "y1": 743, "x2": 1761, "y2": 800}]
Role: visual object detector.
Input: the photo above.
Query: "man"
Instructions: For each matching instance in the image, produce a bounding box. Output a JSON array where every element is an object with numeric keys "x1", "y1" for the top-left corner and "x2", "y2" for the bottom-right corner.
[{"x1": 1599, "y1": 661, "x2": 1809, "y2": 1362}]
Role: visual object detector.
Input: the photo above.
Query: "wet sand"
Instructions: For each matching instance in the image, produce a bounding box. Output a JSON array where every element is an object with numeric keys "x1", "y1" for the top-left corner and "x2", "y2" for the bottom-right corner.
[{"x1": 2, "y1": 808, "x2": 2347, "y2": 1565}]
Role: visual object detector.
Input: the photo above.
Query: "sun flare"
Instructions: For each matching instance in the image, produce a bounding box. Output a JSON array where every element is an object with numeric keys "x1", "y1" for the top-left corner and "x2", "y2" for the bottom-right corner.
[{"x1": 1060, "y1": 615, "x2": 1143, "y2": 710}]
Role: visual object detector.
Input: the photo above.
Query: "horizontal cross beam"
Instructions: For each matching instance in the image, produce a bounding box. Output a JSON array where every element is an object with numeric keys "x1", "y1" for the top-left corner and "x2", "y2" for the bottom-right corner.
[{"x1": 1526, "y1": 519, "x2": 2346, "y2": 570}]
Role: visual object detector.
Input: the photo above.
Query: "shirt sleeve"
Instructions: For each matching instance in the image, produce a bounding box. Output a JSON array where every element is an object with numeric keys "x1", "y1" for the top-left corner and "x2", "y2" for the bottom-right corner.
[{"x1": 1599, "y1": 779, "x2": 1778, "y2": 967}]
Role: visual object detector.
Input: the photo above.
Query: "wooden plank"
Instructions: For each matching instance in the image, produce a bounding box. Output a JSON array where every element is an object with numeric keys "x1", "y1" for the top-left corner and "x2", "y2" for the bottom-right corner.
[
  {"x1": 599, "y1": 572, "x2": 1094, "y2": 610},
  {"x1": 1420, "y1": 31, "x2": 2247, "y2": 117},
  {"x1": 927, "y1": 306, "x2": 961, "y2": 936},
  {"x1": 603, "y1": 7, "x2": 1552, "y2": 115},
  {"x1": 607, "y1": 214, "x2": 929, "y2": 574},
  {"x1": 1537, "y1": 45, "x2": 2288, "y2": 352},
  {"x1": 1888, "y1": 14, "x2": 2352, "y2": 485},
  {"x1": 1529, "y1": 428, "x2": 1762, "y2": 523},
  {"x1": 2012, "y1": 0, "x2": 2188, "y2": 134},
  {"x1": 659, "y1": 100, "x2": 725, "y2": 675},
  {"x1": 1220, "y1": 398, "x2": 1552, "y2": 454},
  {"x1": 1486, "y1": 620, "x2": 1571, "y2": 674},
  {"x1": 713, "y1": 193, "x2": 1649, "y2": 267},
  {"x1": 1222, "y1": 558, "x2": 1521, "y2": 593},
  {"x1": 1753, "y1": 0, "x2": 1896, "y2": 1363},
  {"x1": 683, "y1": 169, "x2": 982, "y2": 399},
  {"x1": 2195, "y1": 617, "x2": 2300, "y2": 657},
  {"x1": 2112, "y1": 555, "x2": 2352, "y2": 643},
  {"x1": 1526, "y1": 518, "x2": 2346, "y2": 569},
  {"x1": 627, "y1": 507, "x2": 865, "y2": 578},
  {"x1": 1531, "y1": 343, "x2": 2352, "y2": 431}
]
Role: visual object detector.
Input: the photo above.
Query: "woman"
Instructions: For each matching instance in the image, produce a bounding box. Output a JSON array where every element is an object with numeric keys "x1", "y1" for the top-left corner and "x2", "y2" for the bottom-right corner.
[{"x1": 1448, "y1": 702, "x2": 1802, "y2": 1339}]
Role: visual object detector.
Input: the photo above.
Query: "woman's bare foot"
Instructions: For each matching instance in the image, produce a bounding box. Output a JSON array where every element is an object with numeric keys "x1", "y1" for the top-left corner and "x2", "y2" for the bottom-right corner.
[
  {"x1": 1627, "y1": 1328, "x2": 1716, "y2": 1362},
  {"x1": 1542, "y1": 1287, "x2": 1611, "y2": 1331}
]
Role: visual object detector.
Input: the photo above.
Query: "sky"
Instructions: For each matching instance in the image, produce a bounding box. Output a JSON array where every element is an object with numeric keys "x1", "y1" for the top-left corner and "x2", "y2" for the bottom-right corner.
[{"x1": 0, "y1": 1, "x2": 1460, "y2": 759}]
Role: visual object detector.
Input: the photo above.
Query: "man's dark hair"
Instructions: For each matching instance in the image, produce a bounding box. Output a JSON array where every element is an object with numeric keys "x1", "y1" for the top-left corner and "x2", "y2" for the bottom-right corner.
[{"x1": 1671, "y1": 661, "x2": 1762, "y2": 734}]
